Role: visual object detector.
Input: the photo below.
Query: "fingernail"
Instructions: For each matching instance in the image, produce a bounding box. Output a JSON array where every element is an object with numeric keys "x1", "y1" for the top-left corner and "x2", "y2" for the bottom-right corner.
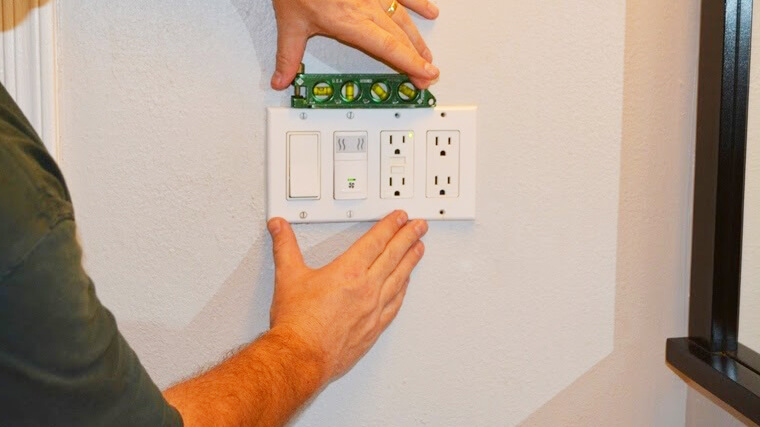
[
  {"x1": 268, "y1": 220, "x2": 281, "y2": 236},
  {"x1": 428, "y1": 2, "x2": 439, "y2": 16},
  {"x1": 414, "y1": 220, "x2": 428, "y2": 236},
  {"x1": 424, "y1": 62, "x2": 439, "y2": 78},
  {"x1": 415, "y1": 242, "x2": 425, "y2": 256},
  {"x1": 272, "y1": 71, "x2": 283, "y2": 88},
  {"x1": 397, "y1": 211, "x2": 408, "y2": 227}
]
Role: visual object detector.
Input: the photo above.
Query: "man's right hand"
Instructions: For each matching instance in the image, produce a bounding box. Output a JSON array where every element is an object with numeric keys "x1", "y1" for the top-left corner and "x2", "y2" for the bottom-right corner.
[
  {"x1": 270, "y1": 0, "x2": 440, "y2": 91},
  {"x1": 267, "y1": 210, "x2": 427, "y2": 383}
]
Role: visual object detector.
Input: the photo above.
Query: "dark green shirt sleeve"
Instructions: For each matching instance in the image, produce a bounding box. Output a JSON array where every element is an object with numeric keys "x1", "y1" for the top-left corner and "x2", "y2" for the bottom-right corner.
[{"x1": 0, "y1": 84, "x2": 182, "y2": 426}]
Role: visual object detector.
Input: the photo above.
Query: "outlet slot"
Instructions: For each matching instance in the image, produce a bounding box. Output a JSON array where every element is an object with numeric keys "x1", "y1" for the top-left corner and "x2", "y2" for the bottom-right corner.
[
  {"x1": 381, "y1": 131, "x2": 414, "y2": 199},
  {"x1": 427, "y1": 131, "x2": 460, "y2": 198}
]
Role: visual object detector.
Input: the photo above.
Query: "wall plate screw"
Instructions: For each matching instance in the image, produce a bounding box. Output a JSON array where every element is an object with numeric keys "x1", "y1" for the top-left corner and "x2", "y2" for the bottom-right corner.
[
  {"x1": 346, "y1": 112, "x2": 354, "y2": 119},
  {"x1": 299, "y1": 211, "x2": 308, "y2": 219},
  {"x1": 299, "y1": 112, "x2": 307, "y2": 120},
  {"x1": 346, "y1": 210, "x2": 353, "y2": 218}
]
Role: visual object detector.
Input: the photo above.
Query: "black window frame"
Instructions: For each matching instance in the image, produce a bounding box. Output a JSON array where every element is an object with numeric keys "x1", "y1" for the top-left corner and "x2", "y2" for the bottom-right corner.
[{"x1": 665, "y1": 0, "x2": 760, "y2": 423}]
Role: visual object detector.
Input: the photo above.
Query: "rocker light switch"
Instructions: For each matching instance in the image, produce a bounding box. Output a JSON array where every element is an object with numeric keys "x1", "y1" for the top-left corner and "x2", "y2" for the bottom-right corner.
[
  {"x1": 287, "y1": 132, "x2": 320, "y2": 199},
  {"x1": 334, "y1": 131, "x2": 368, "y2": 200}
]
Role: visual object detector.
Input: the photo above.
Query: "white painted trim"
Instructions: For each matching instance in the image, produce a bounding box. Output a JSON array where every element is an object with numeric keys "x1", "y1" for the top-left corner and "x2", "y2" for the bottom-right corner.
[{"x1": 0, "y1": 1, "x2": 58, "y2": 160}]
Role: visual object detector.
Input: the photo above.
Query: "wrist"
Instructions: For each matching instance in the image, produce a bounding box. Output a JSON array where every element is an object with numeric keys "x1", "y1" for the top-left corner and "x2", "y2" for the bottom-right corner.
[{"x1": 266, "y1": 323, "x2": 330, "y2": 388}]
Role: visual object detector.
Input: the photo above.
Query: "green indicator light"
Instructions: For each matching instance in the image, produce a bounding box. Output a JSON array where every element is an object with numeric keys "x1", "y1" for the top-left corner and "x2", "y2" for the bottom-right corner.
[{"x1": 348, "y1": 178, "x2": 356, "y2": 182}]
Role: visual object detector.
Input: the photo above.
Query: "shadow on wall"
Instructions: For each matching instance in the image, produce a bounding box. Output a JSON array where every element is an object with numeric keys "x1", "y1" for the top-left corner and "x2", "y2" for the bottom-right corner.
[
  {"x1": 230, "y1": 0, "x2": 391, "y2": 90},
  {"x1": 0, "y1": 0, "x2": 50, "y2": 31},
  {"x1": 520, "y1": 1, "x2": 699, "y2": 425}
]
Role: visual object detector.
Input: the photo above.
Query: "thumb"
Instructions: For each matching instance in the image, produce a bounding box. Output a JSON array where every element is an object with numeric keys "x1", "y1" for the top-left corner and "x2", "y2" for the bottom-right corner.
[
  {"x1": 268, "y1": 218, "x2": 306, "y2": 276},
  {"x1": 272, "y1": 28, "x2": 307, "y2": 90}
]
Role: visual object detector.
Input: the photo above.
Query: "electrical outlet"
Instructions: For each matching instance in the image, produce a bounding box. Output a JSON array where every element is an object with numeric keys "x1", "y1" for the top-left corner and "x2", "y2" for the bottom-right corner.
[
  {"x1": 267, "y1": 107, "x2": 476, "y2": 223},
  {"x1": 381, "y1": 131, "x2": 414, "y2": 199},
  {"x1": 426, "y1": 131, "x2": 460, "y2": 198}
]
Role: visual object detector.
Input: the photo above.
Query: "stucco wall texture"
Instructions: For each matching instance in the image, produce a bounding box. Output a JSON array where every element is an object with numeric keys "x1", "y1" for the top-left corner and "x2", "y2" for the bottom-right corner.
[{"x1": 54, "y1": 0, "x2": 732, "y2": 425}]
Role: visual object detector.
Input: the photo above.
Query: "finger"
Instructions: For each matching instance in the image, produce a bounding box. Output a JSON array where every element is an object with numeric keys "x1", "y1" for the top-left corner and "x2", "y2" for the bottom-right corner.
[
  {"x1": 271, "y1": 27, "x2": 308, "y2": 90},
  {"x1": 338, "y1": 21, "x2": 439, "y2": 82},
  {"x1": 373, "y1": 13, "x2": 433, "y2": 89},
  {"x1": 390, "y1": 7, "x2": 432, "y2": 62},
  {"x1": 372, "y1": 9, "x2": 419, "y2": 57},
  {"x1": 268, "y1": 218, "x2": 306, "y2": 277},
  {"x1": 379, "y1": 277, "x2": 410, "y2": 329},
  {"x1": 409, "y1": 76, "x2": 434, "y2": 90},
  {"x1": 345, "y1": 210, "x2": 408, "y2": 268},
  {"x1": 370, "y1": 219, "x2": 427, "y2": 280},
  {"x1": 398, "y1": 0, "x2": 440, "y2": 20},
  {"x1": 379, "y1": 240, "x2": 424, "y2": 306}
]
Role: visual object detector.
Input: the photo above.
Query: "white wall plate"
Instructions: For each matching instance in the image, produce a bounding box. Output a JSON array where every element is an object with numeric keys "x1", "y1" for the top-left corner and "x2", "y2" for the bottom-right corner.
[{"x1": 267, "y1": 106, "x2": 477, "y2": 223}]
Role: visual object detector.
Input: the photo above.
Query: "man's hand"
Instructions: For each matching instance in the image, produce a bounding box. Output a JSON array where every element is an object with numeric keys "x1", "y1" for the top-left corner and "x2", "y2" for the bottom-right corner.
[
  {"x1": 268, "y1": 210, "x2": 427, "y2": 382},
  {"x1": 270, "y1": 0, "x2": 440, "y2": 90},
  {"x1": 164, "y1": 211, "x2": 426, "y2": 426}
]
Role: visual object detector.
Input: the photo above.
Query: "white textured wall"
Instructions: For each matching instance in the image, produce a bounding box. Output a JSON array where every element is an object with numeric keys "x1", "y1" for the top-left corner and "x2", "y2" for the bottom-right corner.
[{"x1": 56, "y1": 1, "x2": 701, "y2": 425}]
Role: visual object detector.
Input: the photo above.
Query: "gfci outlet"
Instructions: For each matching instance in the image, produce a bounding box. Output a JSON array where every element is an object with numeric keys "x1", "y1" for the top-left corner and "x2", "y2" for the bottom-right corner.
[
  {"x1": 381, "y1": 131, "x2": 414, "y2": 199},
  {"x1": 267, "y1": 106, "x2": 477, "y2": 223}
]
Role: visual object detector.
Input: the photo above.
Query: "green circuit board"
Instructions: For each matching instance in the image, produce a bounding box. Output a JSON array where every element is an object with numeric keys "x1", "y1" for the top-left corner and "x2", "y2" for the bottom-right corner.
[{"x1": 290, "y1": 66, "x2": 436, "y2": 109}]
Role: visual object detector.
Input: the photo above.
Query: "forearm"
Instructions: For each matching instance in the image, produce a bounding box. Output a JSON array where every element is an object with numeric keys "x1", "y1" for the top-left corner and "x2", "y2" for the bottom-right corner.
[{"x1": 163, "y1": 325, "x2": 326, "y2": 427}]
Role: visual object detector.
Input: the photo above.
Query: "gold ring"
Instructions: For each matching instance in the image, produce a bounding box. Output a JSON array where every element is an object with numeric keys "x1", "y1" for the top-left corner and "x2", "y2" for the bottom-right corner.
[{"x1": 386, "y1": 0, "x2": 399, "y2": 16}]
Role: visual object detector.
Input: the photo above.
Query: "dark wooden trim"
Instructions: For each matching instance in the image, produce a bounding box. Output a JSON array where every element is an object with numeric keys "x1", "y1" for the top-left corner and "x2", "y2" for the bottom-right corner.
[
  {"x1": 689, "y1": 0, "x2": 729, "y2": 350},
  {"x1": 667, "y1": 0, "x2": 760, "y2": 422},
  {"x1": 667, "y1": 338, "x2": 760, "y2": 424},
  {"x1": 712, "y1": 0, "x2": 752, "y2": 352},
  {"x1": 688, "y1": 0, "x2": 753, "y2": 352},
  {"x1": 735, "y1": 343, "x2": 760, "y2": 377}
]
